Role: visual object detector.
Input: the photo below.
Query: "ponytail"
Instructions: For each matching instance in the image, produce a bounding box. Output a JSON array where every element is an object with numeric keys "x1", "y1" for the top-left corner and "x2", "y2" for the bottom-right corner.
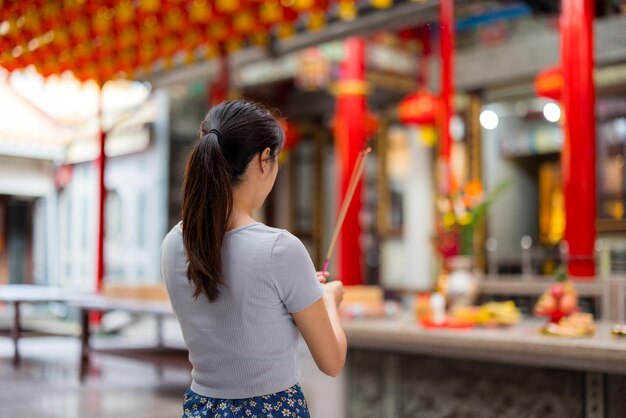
[
  {"x1": 181, "y1": 132, "x2": 232, "y2": 302},
  {"x1": 181, "y1": 100, "x2": 284, "y2": 302}
]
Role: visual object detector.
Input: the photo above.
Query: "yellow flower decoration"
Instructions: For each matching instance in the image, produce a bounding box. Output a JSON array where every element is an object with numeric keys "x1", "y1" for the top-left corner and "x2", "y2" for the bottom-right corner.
[
  {"x1": 458, "y1": 212, "x2": 473, "y2": 226},
  {"x1": 442, "y1": 212, "x2": 456, "y2": 228}
]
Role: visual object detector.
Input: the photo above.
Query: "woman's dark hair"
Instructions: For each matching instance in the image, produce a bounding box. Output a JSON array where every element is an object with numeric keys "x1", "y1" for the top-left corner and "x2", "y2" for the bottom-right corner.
[{"x1": 181, "y1": 100, "x2": 284, "y2": 302}]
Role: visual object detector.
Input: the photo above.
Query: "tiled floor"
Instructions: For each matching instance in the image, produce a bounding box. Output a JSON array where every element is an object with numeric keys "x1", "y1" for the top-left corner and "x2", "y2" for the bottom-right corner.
[
  {"x1": 1, "y1": 338, "x2": 188, "y2": 418},
  {"x1": 0, "y1": 323, "x2": 345, "y2": 418}
]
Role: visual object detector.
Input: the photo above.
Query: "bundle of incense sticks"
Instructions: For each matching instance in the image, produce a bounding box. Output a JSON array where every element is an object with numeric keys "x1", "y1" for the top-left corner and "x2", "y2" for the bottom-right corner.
[{"x1": 321, "y1": 147, "x2": 372, "y2": 276}]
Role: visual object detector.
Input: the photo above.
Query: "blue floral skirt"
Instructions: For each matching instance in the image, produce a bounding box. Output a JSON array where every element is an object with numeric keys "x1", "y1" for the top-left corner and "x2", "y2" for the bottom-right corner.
[{"x1": 182, "y1": 384, "x2": 310, "y2": 418}]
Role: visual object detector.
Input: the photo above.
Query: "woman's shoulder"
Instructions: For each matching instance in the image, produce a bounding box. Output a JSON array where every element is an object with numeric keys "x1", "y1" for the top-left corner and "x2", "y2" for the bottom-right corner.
[
  {"x1": 268, "y1": 228, "x2": 308, "y2": 258},
  {"x1": 161, "y1": 222, "x2": 184, "y2": 253},
  {"x1": 240, "y1": 223, "x2": 292, "y2": 241}
]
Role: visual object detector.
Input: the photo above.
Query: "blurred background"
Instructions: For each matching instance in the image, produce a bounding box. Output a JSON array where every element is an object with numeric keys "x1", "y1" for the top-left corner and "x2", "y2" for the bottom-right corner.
[{"x1": 1, "y1": 1, "x2": 626, "y2": 417}]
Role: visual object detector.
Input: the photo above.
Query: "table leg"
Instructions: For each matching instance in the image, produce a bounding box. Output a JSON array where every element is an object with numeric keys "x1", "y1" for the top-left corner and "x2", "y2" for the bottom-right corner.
[
  {"x1": 11, "y1": 301, "x2": 20, "y2": 367},
  {"x1": 79, "y1": 308, "x2": 90, "y2": 380}
]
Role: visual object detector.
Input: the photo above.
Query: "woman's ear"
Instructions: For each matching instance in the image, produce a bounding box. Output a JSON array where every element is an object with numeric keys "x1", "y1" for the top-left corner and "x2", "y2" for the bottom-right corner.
[{"x1": 259, "y1": 147, "x2": 272, "y2": 174}]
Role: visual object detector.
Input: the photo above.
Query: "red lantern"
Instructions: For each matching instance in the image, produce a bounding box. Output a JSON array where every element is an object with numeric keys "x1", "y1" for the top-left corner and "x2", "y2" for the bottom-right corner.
[
  {"x1": 398, "y1": 90, "x2": 437, "y2": 125},
  {"x1": 54, "y1": 165, "x2": 74, "y2": 189},
  {"x1": 116, "y1": 26, "x2": 139, "y2": 50},
  {"x1": 115, "y1": 0, "x2": 135, "y2": 28},
  {"x1": 70, "y1": 18, "x2": 90, "y2": 43},
  {"x1": 117, "y1": 48, "x2": 137, "y2": 73},
  {"x1": 259, "y1": 2, "x2": 298, "y2": 25},
  {"x1": 232, "y1": 10, "x2": 257, "y2": 35},
  {"x1": 188, "y1": 0, "x2": 213, "y2": 23},
  {"x1": 99, "y1": 59, "x2": 116, "y2": 82},
  {"x1": 139, "y1": 0, "x2": 160, "y2": 13},
  {"x1": 158, "y1": 35, "x2": 180, "y2": 58},
  {"x1": 93, "y1": 6, "x2": 114, "y2": 34},
  {"x1": 1, "y1": 56, "x2": 19, "y2": 72},
  {"x1": 138, "y1": 43, "x2": 157, "y2": 67},
  {"x1": 215, "y1": 0, "x2": 247, "y2": 15},
  {"x1": 164, "y1": 6, "x2": 185, "y2": 30},
  {"x1": 206, "y1": 17, "x2": 232, "y2": 42},
  {"x1": 292, "y1": 0, "x2": 330, "y2": 12},
  {"x1": 279, "y1": 119, "x2": 300, "y2": 151},
  {"x1": 535, "y1": 66, "x2": 563, "y2": 101},
  {"x1": 182, "y1": 31, "x2": 203, "y2": 51},
  {"x1": 52, "y1": 28, "x2": 70, "y2": 51}
]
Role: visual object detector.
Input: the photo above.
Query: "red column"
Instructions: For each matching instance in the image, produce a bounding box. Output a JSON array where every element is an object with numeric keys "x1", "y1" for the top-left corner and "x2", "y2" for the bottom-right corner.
[
  {"x1": 439, "y1": 0, "x2": 455, "y2": 193},
  {"x1": 208, "y1": 53, "x2": 229, "y2": 106},
  {"x1": 335, "y1": 38, "x2": 366, "y2": 285},
  {"x1": 95, "y1": 87, "x2": 106, "y2": 304},
  {"x1": 561, "y1": 0, "x2": 596, "y2": 278}
]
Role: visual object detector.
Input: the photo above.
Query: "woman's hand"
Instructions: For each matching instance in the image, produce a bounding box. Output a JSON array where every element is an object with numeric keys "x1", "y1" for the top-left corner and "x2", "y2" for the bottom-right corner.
[
  {"x1": 293, "y1": 273, "x2": 347, "y2": 377},
  {"x1": 323, "y1": 281, "x2": 344, "y2": 308},
  {"x1": 316, "y1": 271, "x2": 330, "y2": 284}
]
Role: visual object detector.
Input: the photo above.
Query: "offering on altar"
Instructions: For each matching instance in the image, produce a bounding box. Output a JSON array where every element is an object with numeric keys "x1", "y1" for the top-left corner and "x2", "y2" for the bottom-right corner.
[
  {"x1": 541, "y1": 312, "x2": 595, "y2": 337},
  {"x1": 611, "y1": 324, "x2": 626, "y2": 337},
  {"x1": 452, "y1": 301, "x2": 521, "y2": 327},
  {"x1": 434, "y1": 180, "x2": 510, "y2": 310},
  {"x1": 534, "y1": 267, "x2": 595, "y2": 337},
  {"x1": 338, "y1": 285, "x2": 399, "y2": 320},
  {"x1": 534, "y1": 267, "x2": 578, "y2": 324},
  {"x1": 416, "y1": 292, "x2": 476, "y2": 329}
]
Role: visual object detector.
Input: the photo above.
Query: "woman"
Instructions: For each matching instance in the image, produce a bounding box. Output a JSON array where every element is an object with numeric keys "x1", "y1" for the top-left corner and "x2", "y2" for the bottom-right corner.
[{"x1": 161, "y1": 100, "x2": 347, "y2": 418}]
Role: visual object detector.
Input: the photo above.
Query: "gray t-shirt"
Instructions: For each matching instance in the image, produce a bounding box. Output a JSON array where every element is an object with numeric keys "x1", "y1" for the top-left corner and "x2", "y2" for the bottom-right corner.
[{"x1": 160, "y1": 221, "x2": 324, "y2": 399}]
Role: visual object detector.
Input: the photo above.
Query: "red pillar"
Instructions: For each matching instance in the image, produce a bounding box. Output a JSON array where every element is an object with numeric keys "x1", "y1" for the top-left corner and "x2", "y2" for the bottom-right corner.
[
  {"x1": 439, "y1": 0, "x2": 455, "y2": 193},
  {"x1": 94, "y1": 85, "x2": 106, "y2": 322},
  {"x1": 208, "y1": 53, "x2": 229, "y2": 106},
  {"x1": 335, "y1": 38, "x2": 366, "y2": 285},
  {"x1": 561, "y1": 0, "x2": 596, "y2": 278}
]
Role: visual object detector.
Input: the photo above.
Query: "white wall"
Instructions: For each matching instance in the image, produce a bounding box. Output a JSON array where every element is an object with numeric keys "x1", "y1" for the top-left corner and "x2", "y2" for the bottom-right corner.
[
  {"x1": 57, "y1": 91, "x2": 170, "y2": 290},
  {"x1": 381, "y1": 126, "x2": 434, "y2": 291},
  {"x1": 0, "y1": 156, "x2": 55, "y2": 198},
  {"x1": 482, "y1": 109, "x2": 540, "y2": 259}
]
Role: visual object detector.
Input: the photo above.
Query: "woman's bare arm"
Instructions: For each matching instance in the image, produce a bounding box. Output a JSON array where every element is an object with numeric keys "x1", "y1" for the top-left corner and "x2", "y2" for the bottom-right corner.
[{"x1": 292, "y1": 286, "x2": 346, "y2": 377}]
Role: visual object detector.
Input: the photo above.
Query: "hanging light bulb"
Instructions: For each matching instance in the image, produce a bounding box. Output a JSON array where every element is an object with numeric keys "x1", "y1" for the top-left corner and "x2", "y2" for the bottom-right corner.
[
  {"x1": 543, "y1": 102, "x2": 561, "y2": 123},
  {"x1": 479, "y1": 110, "x2": 499, "y2": 130}
]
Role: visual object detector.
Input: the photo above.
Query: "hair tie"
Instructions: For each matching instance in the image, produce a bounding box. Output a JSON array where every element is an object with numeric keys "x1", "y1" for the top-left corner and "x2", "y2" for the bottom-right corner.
[{"x1": 207, "y1": 128, "x2": 222, "y2": 142}]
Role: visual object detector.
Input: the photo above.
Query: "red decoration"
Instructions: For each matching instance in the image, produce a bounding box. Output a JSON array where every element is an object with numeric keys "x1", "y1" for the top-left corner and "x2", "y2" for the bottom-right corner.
[
  {"x1": 398, "y1": 90, "x2": 437, "y2": 125},
  {"x1": 292, "y1": 0, "x2": 330, "y2": 12},
  {"x1": 535, "y1": 66, "x2": 563, "y2": 101},
  {"x1": 54, "y1": 165, "x2": 74, "y2": 189},
  {"x1": 364, "y1": 112, "x2": 379, "y2": 137},
  {"x1": 278, "y1": 119, "x2": 301, "y2": 151},
  {"x1": 0, "y1": 0, "x2": 338, "y2": 82},
  {"x1": 534, "y1": 280, "x2": 579, "y2": 324}
]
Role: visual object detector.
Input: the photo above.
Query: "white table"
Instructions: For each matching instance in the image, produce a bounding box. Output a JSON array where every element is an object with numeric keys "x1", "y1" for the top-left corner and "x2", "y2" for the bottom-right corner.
[
  {"x1": 0, "y1": 285, "x2": 93, "y2": 366},
  {"x1": 68, "y1": 296, "x2": 187, "y2": 379}
]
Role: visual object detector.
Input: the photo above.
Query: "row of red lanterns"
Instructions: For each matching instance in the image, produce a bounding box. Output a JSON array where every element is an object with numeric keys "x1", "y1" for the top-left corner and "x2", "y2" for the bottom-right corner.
[
  {"x1": 397, "y1": 68, "x2": 563, "y2": 130},
  {"x1": 0, "y1": 0, "x2": 400, "y2": 84},
  {"x1": 0, "y1": 0, "x2": 343, "y2": 83}
]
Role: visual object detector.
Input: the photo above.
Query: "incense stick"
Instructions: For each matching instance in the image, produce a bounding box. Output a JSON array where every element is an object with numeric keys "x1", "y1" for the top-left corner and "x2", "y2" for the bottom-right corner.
[{"x1": 321, "y1": 147, "x2": 371, "y2": 275}]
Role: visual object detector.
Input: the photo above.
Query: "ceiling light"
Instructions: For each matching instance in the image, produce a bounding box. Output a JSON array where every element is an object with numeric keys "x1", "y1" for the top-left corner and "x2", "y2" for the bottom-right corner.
[{"x1": 480, "y1": 110, "x2": 499, "y2": 130}]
